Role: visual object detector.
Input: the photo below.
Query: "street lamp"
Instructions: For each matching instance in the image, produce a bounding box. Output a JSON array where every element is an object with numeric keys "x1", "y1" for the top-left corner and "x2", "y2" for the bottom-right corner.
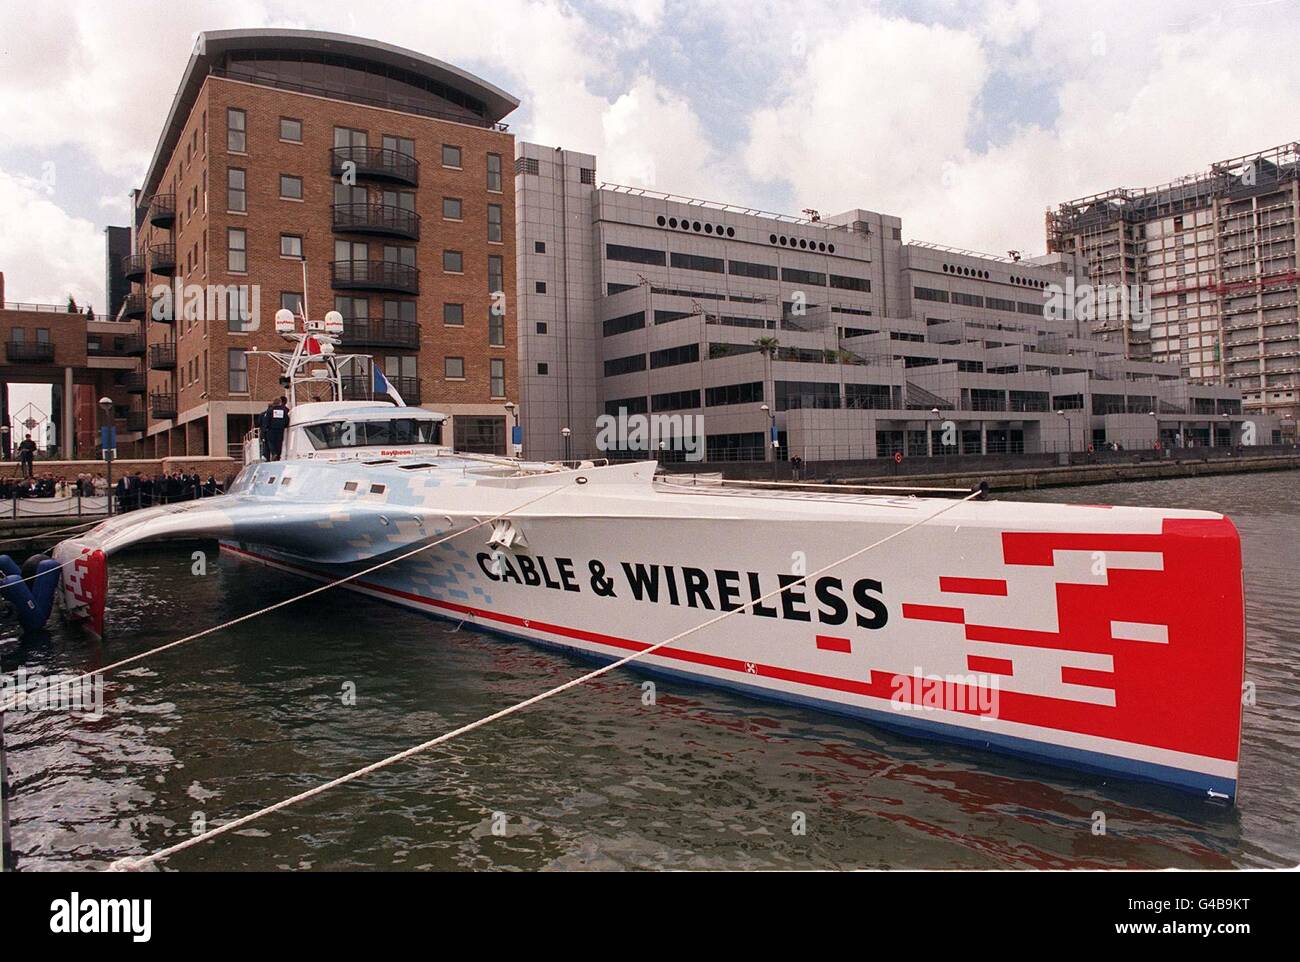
[
  {"x1": 99, "y1": 396, "x2": 115, "y2": 516},
  {"x1": 560, "y1": 426, "x2": 572, "y2": 464},
  {"x1": 1056, "y1": 409, "x2": 1072, "y2": 459},
  {"x1": 929, "y1": 407, "x2": 939, "y2": 458},
  {"x1": 760, "y1": 403, "x2": 776, "y2": 463},
  {"x1": 504, "y1": 401, "x2": 519, "y2": 459}
]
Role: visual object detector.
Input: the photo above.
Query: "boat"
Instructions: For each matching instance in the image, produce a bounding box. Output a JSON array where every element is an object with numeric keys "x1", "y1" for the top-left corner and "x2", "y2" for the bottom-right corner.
[{"x1": 51, "y1": 308, "x2": 1246, "y2": 802}]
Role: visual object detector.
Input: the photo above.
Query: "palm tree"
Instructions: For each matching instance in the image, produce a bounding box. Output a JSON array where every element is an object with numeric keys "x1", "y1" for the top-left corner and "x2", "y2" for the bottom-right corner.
[{"x1": 753, "y1": 336, "x2": 781, "y2": 449}]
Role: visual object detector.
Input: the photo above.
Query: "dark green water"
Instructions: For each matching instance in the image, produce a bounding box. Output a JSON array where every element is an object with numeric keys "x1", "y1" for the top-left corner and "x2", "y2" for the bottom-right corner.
[{"x1": 4, "y1": 471, "x2": 1297, "y2": 870}]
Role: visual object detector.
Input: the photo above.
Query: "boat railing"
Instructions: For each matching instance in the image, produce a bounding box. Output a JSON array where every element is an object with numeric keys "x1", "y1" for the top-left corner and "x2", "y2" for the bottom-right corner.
[
  {"x1": 243, "y1": 427, "x2": 264, "y2": 465},
  {"x1": 656, "y1": 474, "x2": 986, "y2": 499}
]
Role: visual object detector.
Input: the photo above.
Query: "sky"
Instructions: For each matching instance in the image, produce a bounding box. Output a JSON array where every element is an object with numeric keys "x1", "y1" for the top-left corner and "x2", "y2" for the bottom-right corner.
[{"x1": 1, "y1": 0, "x2": 1299, "y2": 316}]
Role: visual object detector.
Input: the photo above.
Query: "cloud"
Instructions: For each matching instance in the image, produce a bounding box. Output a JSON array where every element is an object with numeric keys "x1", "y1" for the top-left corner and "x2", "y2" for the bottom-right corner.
[{"x1": 0, "y1": 170, "x2": 102, "y2": 308}]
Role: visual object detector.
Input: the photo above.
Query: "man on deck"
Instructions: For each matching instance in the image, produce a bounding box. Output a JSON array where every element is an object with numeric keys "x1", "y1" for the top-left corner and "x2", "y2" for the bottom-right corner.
[
  {"x1": 17, "y1": 434, "x2": 37, "y2": 479},
  {"x1": 262, "y1": 396, "x2": 290, "y2": 461}
]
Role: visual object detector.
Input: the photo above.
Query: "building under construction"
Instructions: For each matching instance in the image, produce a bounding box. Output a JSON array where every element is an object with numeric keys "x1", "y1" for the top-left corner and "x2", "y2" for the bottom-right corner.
[{"x1": 1047, "y1": 142, "x2": 1300, "y2": 419}]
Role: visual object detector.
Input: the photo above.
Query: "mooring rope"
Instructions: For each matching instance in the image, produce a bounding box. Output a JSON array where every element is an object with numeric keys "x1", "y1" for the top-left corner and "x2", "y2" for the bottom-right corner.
[
  {"x1": 0, "y1": 480, "x2": 576, "y2": 716},
  {"x1": 110, "y1": 488, "x2": 982, "y2": 871},
  {"x1": 0, "y1": 518, "x2": 105, "y2": 548}
]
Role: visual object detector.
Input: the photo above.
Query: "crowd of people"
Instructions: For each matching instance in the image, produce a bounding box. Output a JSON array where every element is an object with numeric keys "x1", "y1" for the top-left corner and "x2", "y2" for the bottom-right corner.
[{"x1": 1, "y1": 469, "x2": 230, "y2": 512}]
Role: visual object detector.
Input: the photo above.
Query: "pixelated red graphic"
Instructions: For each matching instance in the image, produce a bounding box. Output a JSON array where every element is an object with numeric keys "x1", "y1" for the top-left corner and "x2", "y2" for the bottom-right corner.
[
  {"x1": 967, "y1": 654, "x2": 1014, "y2": 676},
  {"x1": 939, "y1": 576, "x2": 1008, "y2": 596},
  {"x1": 900, "y1": 517, "x2": 1244, "y2": 761},
  {"x1": 815, "y1": 634, "x2": 853, "y2": 653}
]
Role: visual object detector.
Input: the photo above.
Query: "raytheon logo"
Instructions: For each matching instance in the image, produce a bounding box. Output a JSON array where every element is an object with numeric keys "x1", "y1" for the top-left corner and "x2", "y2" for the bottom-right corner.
[{"x1": 49, "y1": 892, "x2": 152, "y2": 943}]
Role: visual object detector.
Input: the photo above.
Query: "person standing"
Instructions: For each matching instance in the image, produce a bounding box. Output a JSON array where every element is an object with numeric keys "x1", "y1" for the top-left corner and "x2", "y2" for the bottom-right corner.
[
  {"x1": 263, "y1": 396, "x2": 290, "y2": 461},
  {"x1": 17, "y1": 434, "x2": 36, "y2": 479}
]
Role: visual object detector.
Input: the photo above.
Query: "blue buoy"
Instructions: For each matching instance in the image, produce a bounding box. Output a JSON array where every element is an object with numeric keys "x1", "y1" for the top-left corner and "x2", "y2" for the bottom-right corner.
[{"x1": 0, "y1": 554, "x2": 60, "y2": 633}]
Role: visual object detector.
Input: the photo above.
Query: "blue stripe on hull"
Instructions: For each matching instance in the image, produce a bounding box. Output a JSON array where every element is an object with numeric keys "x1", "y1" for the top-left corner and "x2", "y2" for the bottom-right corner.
[{"x1": 226, "y1": 545, "x2": 1238, "y2": 805}]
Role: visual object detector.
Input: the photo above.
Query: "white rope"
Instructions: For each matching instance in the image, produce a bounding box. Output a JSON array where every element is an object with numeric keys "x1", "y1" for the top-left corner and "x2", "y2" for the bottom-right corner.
[
  {"x1": 0, "y1": 518, "x2": 104, "y2": 548},
  {"x1": 0, "y1": 480, "x2": 575, "y2": 716},
  {"x1": 111, "y1": 489, "x2": 981, "y2": 871}
]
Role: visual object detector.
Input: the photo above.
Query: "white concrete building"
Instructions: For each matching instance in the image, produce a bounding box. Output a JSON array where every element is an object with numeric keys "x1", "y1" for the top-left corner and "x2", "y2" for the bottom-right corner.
[{"x1": 515, "y1": 141, "x2": 1279, "y2": 463}]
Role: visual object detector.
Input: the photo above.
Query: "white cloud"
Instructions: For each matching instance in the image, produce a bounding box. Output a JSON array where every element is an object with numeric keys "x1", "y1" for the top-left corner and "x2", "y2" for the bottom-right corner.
[{"x1": 0, "y1": 171, "x2": 102, "y2": 308}]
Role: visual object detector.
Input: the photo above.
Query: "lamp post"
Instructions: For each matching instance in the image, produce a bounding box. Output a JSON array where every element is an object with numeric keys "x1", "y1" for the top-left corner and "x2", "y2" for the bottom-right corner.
[
  {"x1": 504, "y1": 401, "x2": 520, "y2": 459},
  {"x1": 1057, "y1": 409, "x2": 1072, "y2": 461},
  {"x1": 561, "y1": 426, "x2": 572, "y2": 465},
  {"x1": 929, "y1": 406, "x2": 939, "y2": 459},
  {"x1": 1147, "y1": 410, "x2": 1158, "y2": 453},
  {"x1": 98, "y1": 396, "x2": 115, "y2": 516},
  {"x1": 760, "y1": 403, "x2": 777, "y2": 464}
]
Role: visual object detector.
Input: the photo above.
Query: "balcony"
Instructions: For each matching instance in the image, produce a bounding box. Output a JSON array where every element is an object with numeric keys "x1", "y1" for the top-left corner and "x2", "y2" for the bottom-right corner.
[
  {"x1": 342, "y1": 375, "x2": 421, "y2": 406},
  {"x1": 150, "y1": 243, "x2": 176, "y2": 276},
  {"x1": 330, "y1": 259, "x2": 419, "y2": 295},
  {"x1": 331, "y1": 202, "x2": 420, "y2": 240},
  {"x1": 148, "y1": 193, "x2": 176, "y2": 228},
  {"x1": 148, "y1": 342, "x2": 177, "y2": 370},
  {"x1": 87, "y1": 334, "x2": 146, "y2": 358},
  {"x1": 124, "y1": 371, "x2": 147, "y2": 393},
  {"x1": 150, "y1": 294, "x2": 176, "y2": 325},
  {"x1": 121, "y1": 253, "x2": 147, "y2": 282},
  {"x1": 5, "y1": 340, "x2": 54, "y2": 364},
  {"x1": 150, "y1": 392, "x2": 178, "y2": 420},
  {"x1": 126, "y1": 411, "x2": 147, "y2": 433},
  {"x1": 329, "y1": 146, "x2": 419, "y2": 187},
  {"x1": 122, "y1": 292, "x2": 146, "y2": 320},
  {"x1": 341, "y1": 317, "x2": 421, "y2": 350}
]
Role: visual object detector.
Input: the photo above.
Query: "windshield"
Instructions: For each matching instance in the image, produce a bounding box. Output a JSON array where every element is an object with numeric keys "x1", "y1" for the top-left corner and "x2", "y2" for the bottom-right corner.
[{"x1": 303, "y1": 417, "x2": 443, "y2": 449}]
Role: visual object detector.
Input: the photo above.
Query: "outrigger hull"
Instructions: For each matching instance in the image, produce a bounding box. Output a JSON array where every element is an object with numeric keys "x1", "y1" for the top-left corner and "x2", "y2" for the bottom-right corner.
[{"x1": 54, "y1": 458, "x2": 1246, "y2": 802}]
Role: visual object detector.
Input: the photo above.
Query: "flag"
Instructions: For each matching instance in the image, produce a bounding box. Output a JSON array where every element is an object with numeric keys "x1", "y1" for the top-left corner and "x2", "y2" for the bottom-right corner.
[{"x1": 373, "y1": 367, "x2": 405, "y2": 406}]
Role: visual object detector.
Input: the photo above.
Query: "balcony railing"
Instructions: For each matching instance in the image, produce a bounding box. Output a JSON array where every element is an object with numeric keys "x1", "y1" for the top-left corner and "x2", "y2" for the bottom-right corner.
[
  {"x1": 148, "y1": 193, "x2": 176, "y2": 228},
  {"x1": 121, "y1": 253, "x2": 147, "y2": 281},
  {"x1": 331, "y1": 202, "x2": 420, "y2": 240},
  {"x1": 5, "y1": 340, "x2": 54, "y2": 364},
  {"x1": 341, "y1": 317, "x2": 421, "y2": 350},
  {"x1": 150, "y1": 243, "x2": 176, "y2": 276},
  {"x1": 87, "y1": 334, "x2": 145, "y2": 358},
  {"x1": 148, "y1": 342, "x2": 177, "y2": 370},
  {"x1": 125, "y1": 372, "x2": 147, "y2": 393},
  {"x1": 150, "y1": 392, "x2": 178, "y2": 420},
  {"x1": 126, "y1": 411, "x2": 147, "y2": 432},
  {"x1": 329, "y1": 260, "x2": 420, "y2": 295},
  {"x1": 329, "y1": 146, "x2": 419, "y2": 186},
  {"x1": 341, "y1": 375, "x2": 420, "y2": 405},
  {"x1": 122, "y1": 291, "x2": 146, "y2": 319}
]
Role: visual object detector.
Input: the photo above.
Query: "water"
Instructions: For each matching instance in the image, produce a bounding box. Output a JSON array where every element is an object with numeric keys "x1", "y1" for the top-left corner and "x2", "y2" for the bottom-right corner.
[{"x1": 3, "y1": 471, "x2": 1297, "y2": 871}]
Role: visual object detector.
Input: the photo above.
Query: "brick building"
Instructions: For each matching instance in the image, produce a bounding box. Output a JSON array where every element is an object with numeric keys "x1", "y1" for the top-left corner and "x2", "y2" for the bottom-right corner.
[{"x1": 116, "y1": 28, "x2": 520, "y2": 458}]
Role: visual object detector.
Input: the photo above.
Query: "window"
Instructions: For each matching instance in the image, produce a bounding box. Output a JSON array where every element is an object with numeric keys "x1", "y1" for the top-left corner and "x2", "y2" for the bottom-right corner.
[
  {"x1": 729, "y1": 259, "x2": 778, "y2": 280},
  {"x1": 227, "y1": 228, "x2": 247, "y2": 272},
  {"x1": 489, "y1": 309, "x2": 505, "y2": 347},
  {"x1": 227, "y1": 168, "x2": 246, "y2": 212},
  {"x1": 829, "y1": 273, "x2": 870, "y2": 292},
  {"x1": 671, "y1": 252, "x2": 724, "y2": 274},
  {"x1": 914, "y1": 287, "x2": 950, "y2": 303},
  {"x1": 279, "y1": 175, "x2": 303, "y2": 200},
  {"x1": 443, "y1": 303, "x2": 465, "y2": 326},
  {"x1": 382, "y1": 134, "x2": 414, "y2": 158},
  {"x1": 490, "y1": 358, "x2": 505, "y2": 397},
  {"x1": 488, "y1": 204, "x2": 502, "y2": 242},
  {"x1": 454, "y1": 416, "x2": 506, "y2": 455},
  {"x1": 442, "y1": 197, "x2": 462, "y2": 220},
  {"x1": 650, "y1": 343, "x2": 700, "y2": 369},
  {"x1": 228, "y1": 349, "x2": 248, "y2": 392},
  {"x1": 606, "y1": 243, "x2": 665, "y2": 266},
  {"x1": 603, "y1": 311, "x2": 645, "y2": 337},
  {"x1": 443, "y1": 250, "x2": 463, "y2": 273},
  {"x1": 226, "y1": 287, "x2": 252, "y2": 331},
  {"x1": 535, "y1": 322, "x2": 548, "y2": 334},
  {"x1": 705, "y1": 382, "x2": 764, "y2": 407},
  {"x1": 442, "y1": 144, "x2": 462, "y2": 168},
  {"x1": 651, "y1": 389, "x2": 700, "y2": 412},
  {"x1": 227, "y1": 108, "x2": 246, "y2": 151},
  {"x1": 445, "y1": 356, "x2": 465, "y2": 379},
  {"x1": 781, "y1": 267, "x2": 826, "y2": 287},
  {"x1": 534, "y1": 241, "x2": 546, "y2": 254},
  {"x1": 535, "y1": 281, "x2": 547, "y2": 294},
  {"x1": 604, "y1": 353, "x2": 647, "y2": 377},
  {"x1": 579, "y1": 167, "x2": 595, "y2": 184},
  {"x1": 487, "y1": 153, "x2": 502, "y2": 191},
  {"x1": 537, "y1": 362, "x2": 549, "y2": 375},
  {"x1": 279, "y1": 118, "x2": 302, "y2": 142},
  {"x1": 280, "y1": 234, "x2": 303, "y2": 259},
  {"x1": 281, "y1": 292, "x2": 304, "y2": 315},
  {"x1": 488, "y1": 255, "x2": 503, "y2": 293}
]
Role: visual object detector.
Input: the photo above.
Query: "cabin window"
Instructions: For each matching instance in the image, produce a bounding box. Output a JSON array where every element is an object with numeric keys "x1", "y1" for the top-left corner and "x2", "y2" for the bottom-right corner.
[
  {"x1": 343, "y1": 481, "x2": 359, "y2": 492},
  {"x1": 369, "y1": 484, "x2": 386, "y2": 495},
  {"x1": 302, "y1": 417, "x2": 443, "y2": 449}
]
